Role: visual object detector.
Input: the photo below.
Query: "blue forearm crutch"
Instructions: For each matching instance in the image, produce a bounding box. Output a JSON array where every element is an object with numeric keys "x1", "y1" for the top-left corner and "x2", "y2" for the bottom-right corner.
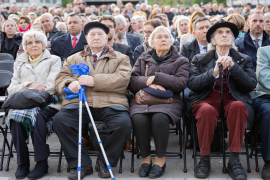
[{"x1": 63, "y1": 63, "x2": 116, "y2": 180}]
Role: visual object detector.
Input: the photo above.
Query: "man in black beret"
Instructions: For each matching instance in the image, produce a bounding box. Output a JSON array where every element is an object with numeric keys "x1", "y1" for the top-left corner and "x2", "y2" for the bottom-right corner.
[
  {"x1": 188, "y1": 19, "x2": 256, "y2": 180},
  {"x1": 53, "y1": 21, "x2": 132, "y2": 179}
]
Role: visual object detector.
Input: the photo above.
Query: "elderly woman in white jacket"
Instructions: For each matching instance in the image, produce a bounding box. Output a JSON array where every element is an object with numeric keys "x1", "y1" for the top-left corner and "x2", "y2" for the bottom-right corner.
[{"x1": 7, "y1": 30, "x2": 61, "y2": 180}]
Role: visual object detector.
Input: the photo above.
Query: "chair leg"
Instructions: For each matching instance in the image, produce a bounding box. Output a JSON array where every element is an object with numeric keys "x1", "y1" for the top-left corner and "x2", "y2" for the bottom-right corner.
[
  {"x1": 0, "y1": 125, "x2": 8, "y2": 171},
  {"x1": 67, "y1": 165, "x2": 70, "y2": 172},
  {"x1": 131, "y1": 128, "x2": 134, "y2": 173},
  {"x1": 57, "y1": 146, "x2": 63, "y2": 172},
  {"x1": 179, "y1": 121, "x2": 182, "y2": 158},
  {"x1": 5, "y1": 139, "x2": 13, "y2": 171},
  {"x1": 245, "y1": 130, "x2": 251, "y2": 173},
  {"x1": 119, "y1": 150, "x2": 123, "y2": 173},
  {"x1": 192, "y1": 117, "x2": 197, "y2": 172},
  {"x1": 255, "y1": 137, "x2": 259, "y2": 172},
  {"x1": 2, "y1": 113, "x2": 5, "y2": 124},
  {"x1": 183, "y1": 117, "x2": 187, "y2": 173}
]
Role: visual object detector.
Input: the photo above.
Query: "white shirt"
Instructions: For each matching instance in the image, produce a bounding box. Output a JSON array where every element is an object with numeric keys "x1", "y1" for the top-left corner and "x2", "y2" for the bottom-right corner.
[
  {"x1": 121, "y1": 32, "x2": 128, "y2": 46},
  {"x1": 250, "y1": 33, "x2": 263, "y2": 48},
  {"x1": 94, "y1": 50, "x2": 103, "y2": 60},
  {"x1": 70, "y1": 33, "x2": 82, "y2": 46},
  {"x1": 198, "y1": 42, "x2": 208, "y2": 53}
]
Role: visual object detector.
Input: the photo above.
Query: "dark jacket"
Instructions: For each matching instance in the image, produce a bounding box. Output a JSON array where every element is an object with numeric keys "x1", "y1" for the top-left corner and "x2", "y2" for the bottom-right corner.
[
  {"x1": 0, "y1": 32, "x2": 22, "y2": 60},
  {"x1": 180, "y1": 38, "x2": 200, "y2": 63},
  {"x1": 129, "y1": 46, "x2": 190, "y2": 125},
  {"x1": 173, "y1": 37, "x2": 181, "y2": 52},
  {"x1": 47, "y1": 26, "x2": 66, "y2": 42},
  {"x1": 209, "y1": 10, "x2": 221, "y2": 16},
  {"x1": 235, "y1": 30, "x2": 270, "y2": 71},
  {"x1": 134, "y1": 45, "x2": 145, "y2": 64},
  {"x1": 126, "y1": 33, "x2": 141, "y2": 53},
  {"x1": 142, "y1": 9, "x2": 150, "y2": 18},
  {"x1": 50, "y1": 32, "x2": 87, "y2": 61},
  {"x1": 112, "y1": 42, "x2": 134, "y2": 67},
  {"x1": 164, "y1": 12, "x2": 175, "y2": 25},
  {"x1": 187, "y1": 49, "x2": 257, "y2": 129}
]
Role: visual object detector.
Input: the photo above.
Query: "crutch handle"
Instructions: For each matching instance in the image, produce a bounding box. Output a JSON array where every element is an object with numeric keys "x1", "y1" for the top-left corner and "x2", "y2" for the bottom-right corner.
[
  {"x1": 63, "y1": 87, "x2": 74, "y2": 94},
  {"x1": 65, "y1": 93, "x2": 79, "y2": 100}
]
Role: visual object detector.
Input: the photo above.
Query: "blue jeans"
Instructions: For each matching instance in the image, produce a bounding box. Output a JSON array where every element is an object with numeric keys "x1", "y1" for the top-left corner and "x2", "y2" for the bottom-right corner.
[{"x1": 253, "y1": 95, "x2": 270, "y2": 162}]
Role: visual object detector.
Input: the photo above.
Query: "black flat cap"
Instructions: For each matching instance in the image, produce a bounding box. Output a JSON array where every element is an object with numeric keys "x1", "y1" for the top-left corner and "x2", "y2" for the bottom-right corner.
[
  {"x1": 84, "y1": 22, "x2": 110, "y2": 35},
  {"x1": 206, "y1": 19, "x2": 239, "y2": 43}
]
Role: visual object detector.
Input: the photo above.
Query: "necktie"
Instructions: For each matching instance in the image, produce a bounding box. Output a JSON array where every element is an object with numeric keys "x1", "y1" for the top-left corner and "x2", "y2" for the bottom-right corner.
[
  {"x1": 203, "y1": 46, "x2": 207, "y2": 52},
  {"x1": 93, "y1": 54, "x2": 98, "y2": 62},
  {"x1": 72, "y1": 37, "x2": 77, "y2": 48},
  {"x1": 254, "y1": 39, "x2": 260, "y2": 49}
]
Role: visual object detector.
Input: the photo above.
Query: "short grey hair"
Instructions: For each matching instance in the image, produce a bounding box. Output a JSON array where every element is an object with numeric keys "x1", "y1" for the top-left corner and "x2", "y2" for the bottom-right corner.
[
  {"x1": 22, "y1": 30, "x2": 47, "y2": 51},
  {"x1": 114, "y1": 15, "x2": 127, "y2": 27},
  {"x1": 265, "y1": 13, "x2": 270, "y2": 18},
  {"x1": 40, "y1": 13, "x2": 53, "y2": 20},
  {"x1": 207, "y1": 29, "x2": 237, "y2": 51},
  {"x1": 148, "y1": 26, "x2": 174, "y2": 48}
]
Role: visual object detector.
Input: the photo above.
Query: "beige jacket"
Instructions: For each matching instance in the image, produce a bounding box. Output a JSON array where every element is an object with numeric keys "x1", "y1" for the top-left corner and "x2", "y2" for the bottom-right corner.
[
  {"x1": 55, "y1": 46, "x2": 132, "y2": 109},
  {"x1": 179, "y1": 33, "x2": 195, "y2": 52}
]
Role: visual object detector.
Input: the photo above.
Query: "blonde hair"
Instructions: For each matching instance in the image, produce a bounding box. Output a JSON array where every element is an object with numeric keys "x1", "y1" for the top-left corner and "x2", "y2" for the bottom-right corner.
[
  {"x1": 3, "y1": 19, "x2": 18, "y2": 32},
  {"x1": 175, "y1": 16, "x2": 190, "y2": 37},
  {"x1": 226, "y1": 13, "x2": 245, "y2": 31}
]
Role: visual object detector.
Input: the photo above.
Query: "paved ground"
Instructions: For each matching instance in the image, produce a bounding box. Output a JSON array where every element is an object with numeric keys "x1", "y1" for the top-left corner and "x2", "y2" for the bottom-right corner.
[{"x1": 0, "y1": 116, "x2": 265, "y2": 180}]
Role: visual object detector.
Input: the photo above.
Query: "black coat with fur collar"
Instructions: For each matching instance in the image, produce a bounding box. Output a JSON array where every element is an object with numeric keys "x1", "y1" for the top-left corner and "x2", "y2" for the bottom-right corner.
[{"x1": 187, "y1": 49, "x2": 257, "y2": 129}]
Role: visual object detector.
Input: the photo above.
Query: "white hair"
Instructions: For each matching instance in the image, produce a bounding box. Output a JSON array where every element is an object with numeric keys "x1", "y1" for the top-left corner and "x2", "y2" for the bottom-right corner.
[
  {"x1": 110, "y1": 3, "x2": 116, "y2": 8},
  {"x1": 22, "y1": 30, "x2": 47, "y2": 51},
  {"x1": 40, "y1": 13, "x2": 53, "y2": 20},
  {"x1": 114, "y1": 7, "x2": 120, "y2": 12},
  {"x1": 56, "y1": 22, "x2": 67, "y2": 31},
  {"x1": 114, "y1": 15, "x2": 127, "y2": 27},
  {"x1": 8, "y1": 14, "x2": 18, "y2": 19},
  {"x1": 207, "y1": 30, "x2": 237, "y2": 51},
  {"x1": 265, "y1": 13, "x2": 270, "y2": 18},
  {"x1": 227, "y1": 7, "x2": 235, "y2": 13},
  {"x1": 148, "y1": 26, "x2": 174, "y2": 48},
  {"x1": 133, "y1": 15, "x2": 142, "y2": 20}
]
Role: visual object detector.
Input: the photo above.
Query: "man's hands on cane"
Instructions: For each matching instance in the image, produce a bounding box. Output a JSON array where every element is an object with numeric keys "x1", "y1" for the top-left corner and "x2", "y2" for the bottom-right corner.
[{"x1": 213, "y1": 56, "x2": 235, "y2": 77}]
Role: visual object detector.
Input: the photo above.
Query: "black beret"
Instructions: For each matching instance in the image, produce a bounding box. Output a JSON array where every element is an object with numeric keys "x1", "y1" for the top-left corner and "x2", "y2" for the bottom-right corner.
[
  {"x1": 143, "y1": 88, "x2": 174, "y2": 99},
  {"x1": 84, "y1": 21, "x2": 110, "y2": 35},
  {"x1": 206, "y1": 19, "x2": 239, "y2": 43}
]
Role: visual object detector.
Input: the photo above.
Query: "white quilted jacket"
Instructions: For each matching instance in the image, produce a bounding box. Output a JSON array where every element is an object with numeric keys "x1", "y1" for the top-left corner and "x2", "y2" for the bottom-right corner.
[{"x1": 8, "y1": 49, "x2": 62, "y2": 109}]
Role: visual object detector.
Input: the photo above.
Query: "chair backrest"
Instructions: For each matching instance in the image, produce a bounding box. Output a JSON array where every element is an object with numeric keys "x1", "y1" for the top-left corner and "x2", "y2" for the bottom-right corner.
[
  {"x1": 0, "y1": 53, "x2": 14, "y2": 61},
  {"x1": 0, "y1": 60, "x2": 14, "y2": 73},
  {"x1": 0, "y1": 70, "x2": 13, "y2": 88}
]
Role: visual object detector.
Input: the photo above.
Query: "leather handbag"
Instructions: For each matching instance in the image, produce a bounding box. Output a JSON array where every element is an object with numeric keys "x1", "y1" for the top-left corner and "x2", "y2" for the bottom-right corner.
[{"x1": 135, "y1": 62, "x2": 173, "y2": 105}]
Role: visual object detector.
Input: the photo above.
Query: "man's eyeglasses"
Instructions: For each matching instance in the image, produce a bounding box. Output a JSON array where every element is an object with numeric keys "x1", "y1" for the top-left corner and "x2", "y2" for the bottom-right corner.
[{"x1": 143, "y1": 31, "x2": 152, "y2": 35}]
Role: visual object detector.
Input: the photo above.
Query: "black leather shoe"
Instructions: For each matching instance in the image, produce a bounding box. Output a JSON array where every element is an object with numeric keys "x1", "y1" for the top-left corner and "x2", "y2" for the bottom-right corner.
[
  {"x1": 28, "y1": 159, "x2": 48, "y2": 179},
  {"x1": 138, "y1": 161, "x2": 152, "y2": 177},
  {"x1": 148, "y1": 163, "x2": 166, "y2": 179},
  {"x1": 262, "y1": 163, "x2": 270, "y2": 180},
  {"x1": 227, "y1": 159, "x2": 247, "y2": 180},
  {"x1": 194, "y1": 159, "x2": 211, "y2": 178},
  {"x1": 95, "y1": 159, "x2": 110, "y2": 178},
  {"x1": 68, "y1": 164, "x2": 93, "y2": 180},
  {"x1": 15, "y1": 162, "x2": 30, "y2": 179}
]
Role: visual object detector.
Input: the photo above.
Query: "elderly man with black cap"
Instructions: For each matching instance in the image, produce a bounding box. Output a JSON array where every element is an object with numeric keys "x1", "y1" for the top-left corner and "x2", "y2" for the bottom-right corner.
[
  {"x1": 53, "y1": 22, "x2": 132, "y2": 180},
  {"x1": 188, "y1": 19, "x2": 256, "y2": 180}
]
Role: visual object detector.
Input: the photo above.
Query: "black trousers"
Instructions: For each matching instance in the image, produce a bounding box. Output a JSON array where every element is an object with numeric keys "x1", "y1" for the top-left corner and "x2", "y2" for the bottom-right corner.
[
  {"x1": 53, "y1": 107, "x2": 131, "y2": 168},
  {"x1": 10, "y1": 107, "x2": 58, "y2": 165},
  {"x1": 132, "y1": 113, "x2": 170, "y2": 158}
]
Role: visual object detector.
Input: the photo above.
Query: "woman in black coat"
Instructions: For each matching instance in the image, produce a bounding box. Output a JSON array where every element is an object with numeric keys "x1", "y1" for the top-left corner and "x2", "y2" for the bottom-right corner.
[{"x1": 0, "y1": 19, "x2": 22, "y2": 59}]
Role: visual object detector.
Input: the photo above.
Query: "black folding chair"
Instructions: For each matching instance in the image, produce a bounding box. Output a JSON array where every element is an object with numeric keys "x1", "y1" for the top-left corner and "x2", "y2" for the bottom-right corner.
[
  {"x1": 0, "y1": 60, "x2": 14, "y2": 73},
  {"x1": 249, "y1": 124, "x2": 261, "y2": 172},
  {"x1": 0, "y1": 53, "x2": 14, "y2": 61},
  {"x1": 130, "y1": 90, "x2": 187, "y2": 173},
  {"x1": 191, "y1": 64, "x2": 251, "y2": 173},
  {"x1": 0, "y1": 71, "x2": 13, "y2": 170}
]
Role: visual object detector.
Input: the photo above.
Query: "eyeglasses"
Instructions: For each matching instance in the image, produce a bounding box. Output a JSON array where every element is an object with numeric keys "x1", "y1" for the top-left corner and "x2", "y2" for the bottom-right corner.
[
  {"x1": 130, "y1": 22, "x2": 137, "y2": 25},
  {"x1": 27, "y1": 40, "x2": 42, "y2": 46},
  {"x1": 138, "y1": 21, "x2": 143, "y2": 23},
  {"x1": 155, "y1": 35, "x2": 170, "y2": 40},
  {"x1": 265, "y1": 20, "x2": 270, "y2": 24},
  {"x1": 143, "y1": 30, "x2": 153, "y2": 35}
]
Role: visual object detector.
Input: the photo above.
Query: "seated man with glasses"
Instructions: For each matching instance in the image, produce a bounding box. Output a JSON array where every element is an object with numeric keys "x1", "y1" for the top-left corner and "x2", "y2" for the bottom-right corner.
[{"x1": 53, "y1": 22, "x2": 132, "y2": 180}]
